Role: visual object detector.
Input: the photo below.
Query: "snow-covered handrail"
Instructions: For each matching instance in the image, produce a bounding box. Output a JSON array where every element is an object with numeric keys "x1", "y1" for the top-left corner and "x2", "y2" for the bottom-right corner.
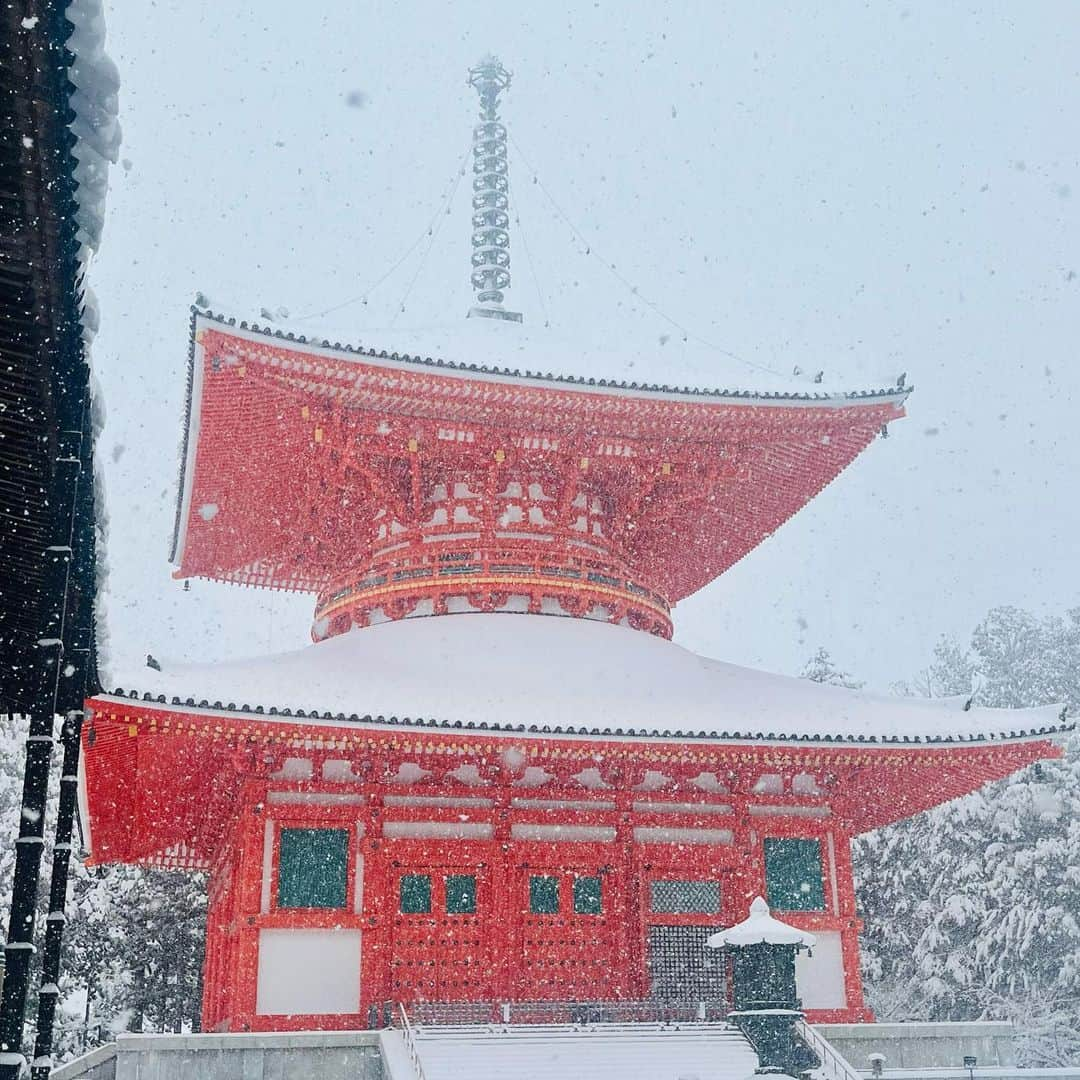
[
  {"x1": 398, "y1": 1005, "x2": 429, "y2": 1080},
  {"x1": 797, "y1": 1019, "x2": 864, "y2": 1080}
]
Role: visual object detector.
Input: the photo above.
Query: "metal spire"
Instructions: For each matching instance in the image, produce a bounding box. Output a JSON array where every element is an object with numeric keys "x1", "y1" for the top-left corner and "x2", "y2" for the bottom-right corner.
[{"x1": 466, "y1": 56, "x2": 522, "y2": 324}]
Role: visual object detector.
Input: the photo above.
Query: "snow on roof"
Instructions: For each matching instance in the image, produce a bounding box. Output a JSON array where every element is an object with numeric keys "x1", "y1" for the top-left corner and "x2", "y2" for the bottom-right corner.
[
  {"x1": 67, "y1": 0, "x2": 121, "y2": 277},
  {"x1": 193, "y1": 306, "x2": 909, "y2": 405},
  {"x1": 66, "y1": 0, "x2": 120, "y2": 690},
  {"x1": 111, "y1": 612, "x2": 1067, "y2": 745},
  {"x1": 707, "y1": 898, "x2": 816, "y2": 949}
]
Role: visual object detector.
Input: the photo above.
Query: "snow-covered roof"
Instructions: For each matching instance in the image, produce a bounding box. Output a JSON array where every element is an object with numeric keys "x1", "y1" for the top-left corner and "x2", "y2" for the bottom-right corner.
[
  {"x1": 707, "y1": 898, "x2": 816, "y2": 949},
  {"x1": 193, "y1": 307, "x2": 910, "y2": 406},
  {"x1": 67, "y1": 0, "x2": 121, "y2": 276},
  {"x1": 107, "y1": 613, "x2": 1068, "y2": 746}
]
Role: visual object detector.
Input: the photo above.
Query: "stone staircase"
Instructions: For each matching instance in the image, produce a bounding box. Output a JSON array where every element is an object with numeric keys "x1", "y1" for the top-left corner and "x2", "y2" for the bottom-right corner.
[
  {"x1": 53, "y1": 1019, "x2": 1073, "y2": 1080},
  {"x1": 396, "y1": 1020, "x2": 759, "y2": 1080}
]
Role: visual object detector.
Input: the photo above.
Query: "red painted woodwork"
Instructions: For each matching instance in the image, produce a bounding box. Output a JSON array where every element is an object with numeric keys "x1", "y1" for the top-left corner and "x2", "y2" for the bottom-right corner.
[
  {"x1": 80, "y1": 697, "x2": 1062, "y2": 1031},
  {"x1": 84, "y1": 311, "x2": 1066, "y2": 1033},
  {"x1": 82, "y1": 698, "x2": 1062, "y2": 870},
  {"x1": 172, "y1": 318, "x2": 905, "y2": 639}
]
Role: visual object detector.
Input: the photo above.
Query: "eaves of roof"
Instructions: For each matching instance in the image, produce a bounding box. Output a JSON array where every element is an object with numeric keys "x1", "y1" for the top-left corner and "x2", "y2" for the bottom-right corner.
[
  {"x1": 0, "y1": 3, "x2": 102, "y2": 710},
  {"x1": 94, "y1": 688, "x2": 1072, "y2": 750},
  {"x1": 190, "y1": 306, "x2": 912, "y2": 405}
]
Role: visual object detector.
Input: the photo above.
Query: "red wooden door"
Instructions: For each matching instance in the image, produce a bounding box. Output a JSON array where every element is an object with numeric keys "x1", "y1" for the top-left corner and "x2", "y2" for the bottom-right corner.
[
  {"x1": 513, "y1": 862, "x2": 627, "y2": 1001},
  {"x1": 388, "y1": 862, "x2": 496, "y2": 1003}
]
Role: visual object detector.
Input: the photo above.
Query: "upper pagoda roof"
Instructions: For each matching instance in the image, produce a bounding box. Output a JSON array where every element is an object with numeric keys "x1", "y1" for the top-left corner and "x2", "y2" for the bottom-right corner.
[
  {"x1": 171, "y1": 310, "x2": 909, "y2": 601},
  {"x1": 104, "y1": 612, "x2": 1067, "y2": 748},
  {"x1": 189, "y1": 306, "x2": 909, "y2": 406}
]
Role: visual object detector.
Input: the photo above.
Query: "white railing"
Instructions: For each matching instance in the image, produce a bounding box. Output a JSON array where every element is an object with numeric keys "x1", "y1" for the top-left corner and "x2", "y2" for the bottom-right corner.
[
  {"x1": 405, "y1": 999, "x2": 730, "y2": 1026},
  {"x1": 798, "y1": 1019, "x2": 865, "y2": 1080},
  {"x1": 398, "y1": 1005, "x2": 429, "y2": 1080}
]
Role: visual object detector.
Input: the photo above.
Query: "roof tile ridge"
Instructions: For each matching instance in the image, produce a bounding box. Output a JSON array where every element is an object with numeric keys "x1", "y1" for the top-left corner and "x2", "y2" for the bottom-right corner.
[
  {"x1": 190, "y1": 304, "x2": 913, "y2": 406},
  {"x1": 92, "y1": 686, "x2": 1072, "y2": 745}
]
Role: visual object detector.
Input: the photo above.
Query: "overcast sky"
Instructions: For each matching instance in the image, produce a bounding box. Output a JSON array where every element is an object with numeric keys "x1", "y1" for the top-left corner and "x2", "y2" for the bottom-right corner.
[{"x1": 91, "y1": 1, "x2": 1080, "y2": 695}]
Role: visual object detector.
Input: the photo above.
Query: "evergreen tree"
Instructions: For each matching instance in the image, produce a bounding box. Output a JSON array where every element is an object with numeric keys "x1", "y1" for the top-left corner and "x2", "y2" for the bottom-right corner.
[
  {"x1": 800, "y1": 646, "x2": 864, "y2": 690},
  {"x1": 0, "y1": 713, "x2": 206, "y2": 1060},
  {"x1": 852, "y1": 607, "x2": 1080, "y2": 1066},
  {"x1": 60, "y1": 863, "x2": 206, "y2": 1045}
]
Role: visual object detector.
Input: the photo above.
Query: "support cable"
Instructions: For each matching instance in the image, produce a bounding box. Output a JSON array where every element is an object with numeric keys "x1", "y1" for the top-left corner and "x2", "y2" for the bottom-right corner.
[
  {"x1": 508, "y1": 158, "x2": 550, "y2": 329},
  {"x1": 508, "y1": 131, "x2": 787, "y2": 379},
  {"x1": 292, "y1": 144, "x2": 472, "y2": 322},
  {"x1": 390, "y1": 158, "x2": 468, "y2": 326}
]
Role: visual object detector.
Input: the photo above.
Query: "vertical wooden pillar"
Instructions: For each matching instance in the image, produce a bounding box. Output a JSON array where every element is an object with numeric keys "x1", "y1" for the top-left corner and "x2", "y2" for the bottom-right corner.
[
  {"x1": 224, "y1": 778, "x2": 267, "y2": 1031},
  {"x1": 361, "y1": 784, "x2": 388, "y2": 1020},
  {"x1": 613, "y1": 787, "x2": 643, "y2": 998},
  {"x1": 731, "y1": 787, "x2": 763, "y2": 920},
  {"x1": 832, "y1": 828, "x2": 871, "y2": 1019},
  {"x1": 0, "y1": 424, "x2": 83, "y2": 1080},
  {"x1": 490, "y1": 782, "x2": 513, "y2": 1007}
]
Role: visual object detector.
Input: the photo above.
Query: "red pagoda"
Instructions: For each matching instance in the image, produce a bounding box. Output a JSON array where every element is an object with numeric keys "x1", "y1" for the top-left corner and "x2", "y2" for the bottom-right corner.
[{"x1": 80, "y1": 59, "x2": 1067, "y2": 1035}]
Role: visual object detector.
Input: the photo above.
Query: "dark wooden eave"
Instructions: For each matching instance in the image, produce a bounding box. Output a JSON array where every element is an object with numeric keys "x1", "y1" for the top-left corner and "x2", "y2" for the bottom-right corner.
[{"x1": 0, "y1": 3, "x2": 99, "y2": 713}]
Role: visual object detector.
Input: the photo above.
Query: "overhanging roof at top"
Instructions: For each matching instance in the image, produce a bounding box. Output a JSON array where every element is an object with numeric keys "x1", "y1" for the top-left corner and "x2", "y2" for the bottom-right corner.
[
  {"x1": 0, "y1": 0, "x2": 115, "y2": 710},
  {"x1": 170, "y1": 310, "x2": 909, "y2": 602}
]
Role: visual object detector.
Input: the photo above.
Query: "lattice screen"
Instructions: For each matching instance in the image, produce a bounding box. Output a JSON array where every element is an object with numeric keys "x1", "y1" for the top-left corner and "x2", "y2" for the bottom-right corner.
[
  {"x1": 647, "y1": 925, "x2": 727, "y2": 1002},
  {"x1": 649, "y1": 879, "x2": 720, "y2": 914}
]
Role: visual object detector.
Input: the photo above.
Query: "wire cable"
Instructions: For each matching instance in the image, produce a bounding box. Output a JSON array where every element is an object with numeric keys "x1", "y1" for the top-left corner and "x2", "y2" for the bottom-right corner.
[
  {"x1": 507, "y1": 157, "x2": 551, "y2": 328},
  {"x1": 292, "y1": 145, "x2": 472, "y2": 323},
  {"x1": 390, "y1": 155, "x2": 468, "y2": 326},
  {"x1": 508, "y1": 131, "x2": 787, "y2": 379}
]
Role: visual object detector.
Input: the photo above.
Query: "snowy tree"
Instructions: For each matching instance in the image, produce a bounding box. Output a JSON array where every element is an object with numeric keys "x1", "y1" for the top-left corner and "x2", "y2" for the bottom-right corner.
[
  {"x1": 800, "y1": 646, "x2": 864, "y2": 689},
  {"x1": 0, "y1": 713, "x2": 206, "y2": 1058},
  {"x1": 61, "y1": 863, "x2": 206, "y2": 1044},
  {"x1": 853, "y1": 607, "x2": 1080, "y2": 1066}
]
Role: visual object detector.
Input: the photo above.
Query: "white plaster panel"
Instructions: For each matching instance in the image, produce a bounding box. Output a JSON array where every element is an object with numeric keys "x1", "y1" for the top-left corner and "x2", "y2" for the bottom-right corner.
[
  {"x1": 632, "y1": 826, "x2": 733, "y2": 845},
  {"x1": 382, "y1": 820, "x2": 493, "y2": 840},
  {"x1": 511, "y1": 824, "x2": 617, "y2": 842},
  {"x1": 256, "y1": 929, "x2": 361, "y2": 1016},
  {"x1": 795, "y1": 929, "x2": 847, "y2": 1010}
]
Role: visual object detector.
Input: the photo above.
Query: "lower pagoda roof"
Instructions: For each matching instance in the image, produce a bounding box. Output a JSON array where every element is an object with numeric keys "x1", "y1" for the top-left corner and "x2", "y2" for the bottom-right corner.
[
  {"x1": 82, "y1": 615, "x2": 1067, "y2": 869},
  {"x1": 99, "y1": 613, "x2": 1065, "y2": 746}
]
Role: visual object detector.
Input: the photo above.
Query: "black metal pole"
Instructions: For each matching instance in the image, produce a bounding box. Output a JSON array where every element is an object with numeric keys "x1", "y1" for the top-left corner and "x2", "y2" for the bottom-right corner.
[
  {"x1": 28, "y1": 707, "x2": 84, "y2": 1079},
  {"x1": 28, "y1": 397, "x2": 95, "y2": 1079},
  {"x1": 0, "y1": 422, "x2": 83, "y2": 1079}
]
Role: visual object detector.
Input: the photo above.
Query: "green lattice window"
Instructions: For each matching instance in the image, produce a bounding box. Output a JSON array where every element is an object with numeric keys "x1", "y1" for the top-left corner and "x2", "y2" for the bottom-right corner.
[
  {"x1": 277, "y1": 828, "x2": 348, "y2": 910},
  {"x1": 573, "y1": 876, "x2": 603, "y2": 915},
  {"x1": 399, "y1": 873, "x2": 432, "y2": 914},
  {"x1": 529, "y1": 875, "x2": 560, "y2": 914},
  {"x1": 650, "y1": 879, "x2": 721, "y2": 914},
  {"x1": 446, "y1": 874, "x2": 477, "y2": 914},
  {"x1": 764, "y1": 837, "x2": 825, "y2": 911}
]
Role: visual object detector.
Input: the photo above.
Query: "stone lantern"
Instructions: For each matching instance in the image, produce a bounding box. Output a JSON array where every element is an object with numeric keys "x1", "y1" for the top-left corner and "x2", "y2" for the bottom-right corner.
[{"x1": 707, "y1": 897, "x2": 821, "y2": 1078}]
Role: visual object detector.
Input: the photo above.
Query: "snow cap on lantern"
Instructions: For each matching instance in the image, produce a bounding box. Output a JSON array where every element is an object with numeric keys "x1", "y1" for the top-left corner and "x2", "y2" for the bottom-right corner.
[{"x1": 707, "y1": 896, "x2": 817, "y2": 950}]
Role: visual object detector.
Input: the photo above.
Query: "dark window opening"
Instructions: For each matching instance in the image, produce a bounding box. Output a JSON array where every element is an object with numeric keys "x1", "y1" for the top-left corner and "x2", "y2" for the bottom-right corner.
[
  {"x1": 400, "y1": 873, "x2": 432, "y2": 914},
  {"x1": 446, "y1": 874, "x2": 477, "y2": 914},
  {"x1": 650, "y1": 879, "x2": 721, "y2": 914},
  {"x1": 573, "y1": 875, "x2": 603, "y2": 915},
  {"x1": 764, "y1": 837, "x2": 825, "y2": 911},
  {"x1": 277, "y1": 828, "x2": 348, "y2": 910},
  {"x1": 529, "y1": 874, "x2": 560, "y2": 914}
]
